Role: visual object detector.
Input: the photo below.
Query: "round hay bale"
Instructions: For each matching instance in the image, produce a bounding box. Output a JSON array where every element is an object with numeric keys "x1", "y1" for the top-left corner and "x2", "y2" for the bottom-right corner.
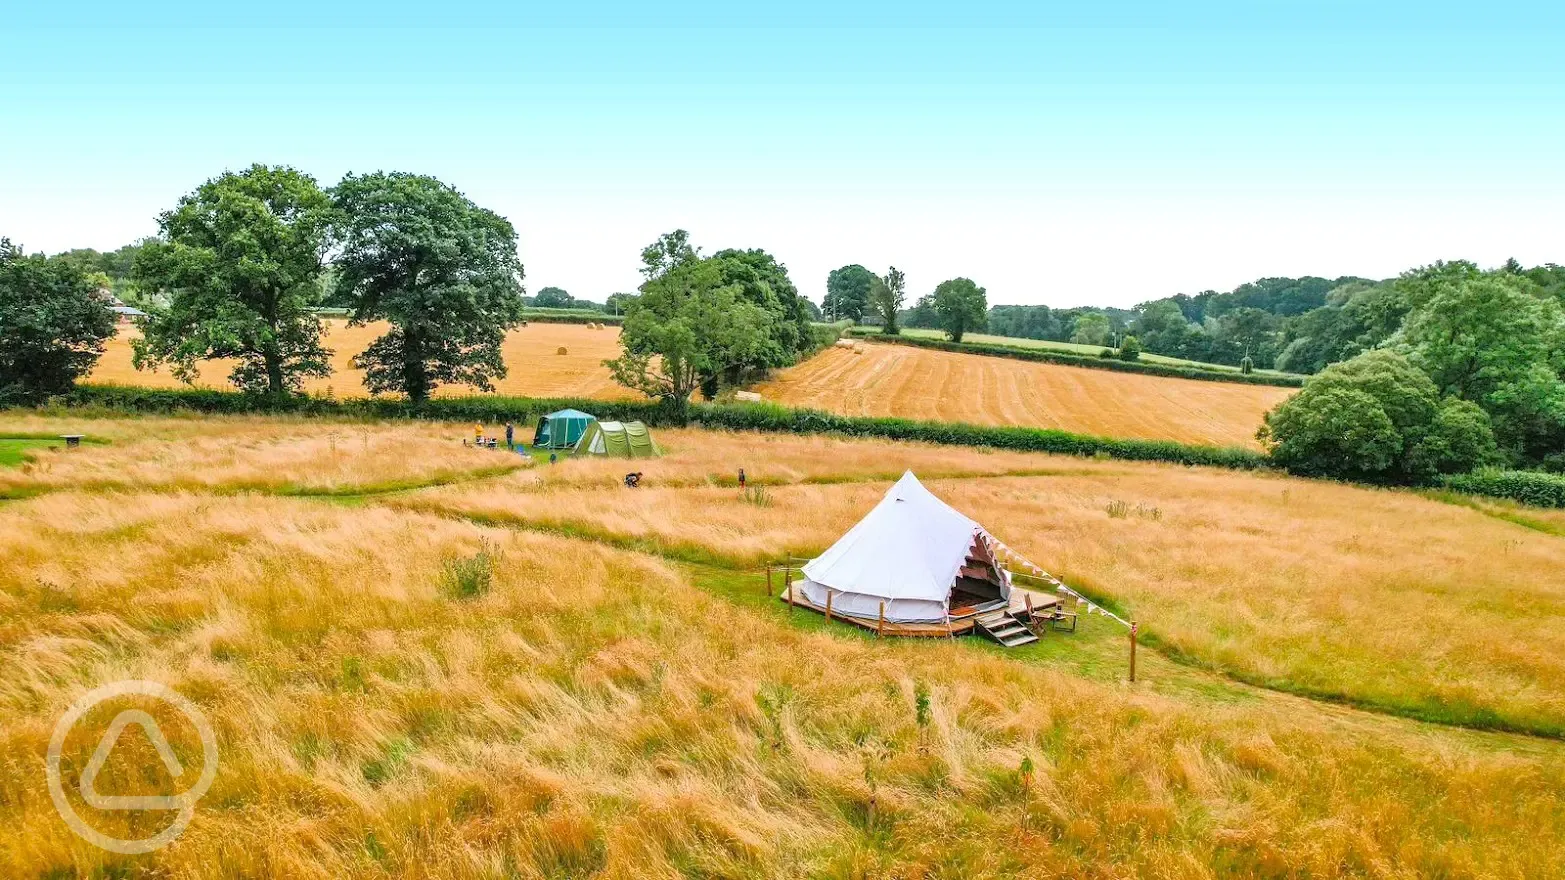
[{"x1": 556, "y1": 346, "x2": 568, "y2": 355}]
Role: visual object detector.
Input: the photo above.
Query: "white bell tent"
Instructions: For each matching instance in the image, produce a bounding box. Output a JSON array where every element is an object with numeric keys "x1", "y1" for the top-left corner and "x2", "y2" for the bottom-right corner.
[{"x1": 798, "y1": 471, "x2": 1013, "y2": 623}]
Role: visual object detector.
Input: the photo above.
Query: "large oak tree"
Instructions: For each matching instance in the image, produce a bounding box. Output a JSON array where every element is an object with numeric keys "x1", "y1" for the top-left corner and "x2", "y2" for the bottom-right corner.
[
  {"x1": 931, "y1": 277, "x2": 987, "y2": 342},
  {"x1": 331, "y1": 172, "x2": 526, "y2": 402},
  {"x1": 132, "y1": 164, "x2": 334, "y2": 394}
]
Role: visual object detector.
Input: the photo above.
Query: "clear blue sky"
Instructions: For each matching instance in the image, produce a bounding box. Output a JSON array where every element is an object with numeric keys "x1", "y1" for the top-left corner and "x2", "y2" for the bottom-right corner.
[{"x1": 3, "y1": 2, "x2": 1563, "y2": 307}]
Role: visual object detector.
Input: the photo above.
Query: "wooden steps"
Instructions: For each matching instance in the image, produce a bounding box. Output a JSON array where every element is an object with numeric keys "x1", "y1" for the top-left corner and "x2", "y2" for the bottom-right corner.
[{"x1": 974, "y1": 609, "x2": 1039, "y2": 648}]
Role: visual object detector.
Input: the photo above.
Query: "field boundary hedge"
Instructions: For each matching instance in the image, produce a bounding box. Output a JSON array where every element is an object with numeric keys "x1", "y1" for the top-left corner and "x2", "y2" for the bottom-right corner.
[
  {"x1": 1442, "y1": 470, "x2": 1565, "y2": 509},
  {"x1": 52, "y1": 385, "x2": 1267, "y2": 469},
  {"x1": 31, "y1": 385, "x2": 1565, "y2": 509},
  {"x1": 846, "y1": 330, "x2": 1306, "y2": 388},
  {"x1": 520, "y1": 310, "x2": 623, "y2": 325}
]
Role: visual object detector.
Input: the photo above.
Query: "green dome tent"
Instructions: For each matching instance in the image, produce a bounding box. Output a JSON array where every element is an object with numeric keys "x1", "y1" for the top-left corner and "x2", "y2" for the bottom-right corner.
[
  {"x1": 571, "y1": 420, "x2": 660, "y2": 458},
  {"x1": 533, "y1": 409, "x2": 596, "y2": 450}
]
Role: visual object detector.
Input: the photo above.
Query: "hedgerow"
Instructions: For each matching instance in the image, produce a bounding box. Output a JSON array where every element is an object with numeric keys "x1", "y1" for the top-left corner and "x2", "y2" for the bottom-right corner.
[
  {"x1": 41, "y1": 385, "x2": 1565, "y2": 507},
  {"x1": 847, "y1": 331, "x2": 1305, "y2": 388},
  {"x1": 53, "y1": 385, "x2": 1265, "y2": 469},
  {"x1": 1442, "y1": 470, "x2": 1565, "y2": 508},
  {"x1": 520, "y1": 310, "x2": 624, "y2": 325}
]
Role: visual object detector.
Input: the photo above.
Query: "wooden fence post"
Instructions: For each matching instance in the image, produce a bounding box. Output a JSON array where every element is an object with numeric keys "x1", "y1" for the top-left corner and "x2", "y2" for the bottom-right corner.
[
  {"x1": 877, "y1": 602, "x2": 885, "y2": 638},
  {"x1": 1129, "y1": 622, "x2": 1138, "y2": 682}
]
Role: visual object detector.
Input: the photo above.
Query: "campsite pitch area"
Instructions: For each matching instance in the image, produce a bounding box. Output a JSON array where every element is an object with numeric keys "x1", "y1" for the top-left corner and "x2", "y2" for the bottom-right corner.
[
  {"x1": 3, "y1": 412, "x2": 1564, "y2": 878},
  {"x1": 88, "y1": 320, "x2": 637, "y2": 400},
  {"x1": 753, "y1": 344, "x2": 1295, "y2": 448}
]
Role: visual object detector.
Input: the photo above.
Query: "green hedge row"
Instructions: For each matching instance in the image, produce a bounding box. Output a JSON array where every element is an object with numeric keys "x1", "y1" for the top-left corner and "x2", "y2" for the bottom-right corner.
[
  {"x1": 56, "y1": 385, "x2": 1266, "y2": 469},
  {"x1": 520, "y1": 311, "x2": 623, "y2": 325},
  {"x1": 47, "y1": 386, "x2": 1565, "y2": 506},
  {"x1": 686, "y1": 403, "x2": 1268, "y2": 468},
  {"x1": 1442, "y1": 470, "x2": 1565, "y2": 509},
  {"x1": 849, "y1": 332, "x2": 1305, "y2": 388},
  {"x1": 60, "y1": 385, "x2": 666, "y2": 423}
]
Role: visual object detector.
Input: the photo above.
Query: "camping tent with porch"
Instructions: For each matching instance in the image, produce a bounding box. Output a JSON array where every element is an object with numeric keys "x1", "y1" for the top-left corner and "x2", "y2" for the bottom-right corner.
[
  {"x1": 571, "y1": 420, "x2": 660, "y2": 458},
  {"x1": 533, "y1": 409, "x2": 596, "y2": 450},
  {"x1": 797, "y1": 471, "x2": 1014, "y2": 624}
]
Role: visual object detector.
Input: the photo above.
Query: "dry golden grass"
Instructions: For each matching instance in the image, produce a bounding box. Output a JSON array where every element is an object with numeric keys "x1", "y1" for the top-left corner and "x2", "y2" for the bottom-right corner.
[
  {"x1": 0, "y1": 414, "x2": 528, "y2": 497},
  {"x1": 754, "y1": 344, "x2": 1295, "y2": 448},
  {"x1": 89, "y1": 321, "x2": 635, "y2": 399},
  {"x1": 400, "y1": 445, "x2": 1565, "y2": 737},
  {"x1": 2, "y1": 490, "x2": 1563, "y2": 878}
]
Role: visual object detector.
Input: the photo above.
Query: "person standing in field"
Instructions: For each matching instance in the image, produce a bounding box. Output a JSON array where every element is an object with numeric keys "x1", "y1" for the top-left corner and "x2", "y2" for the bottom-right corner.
[
  {"x1": 474, "y1": 422, "x2": 483, "y2": 445},
  {"x1": 738, "y1": 468, "x2": 746, "y2": 489},
  {"x1": 505, "y1": 421, "x2": 514, "y2": 450}
]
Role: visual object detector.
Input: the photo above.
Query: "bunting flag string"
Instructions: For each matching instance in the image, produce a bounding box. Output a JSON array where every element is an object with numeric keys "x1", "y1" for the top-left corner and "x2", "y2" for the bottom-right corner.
[{"x1": 985, "y1": 534, "x2": 1134, "y2": 631}]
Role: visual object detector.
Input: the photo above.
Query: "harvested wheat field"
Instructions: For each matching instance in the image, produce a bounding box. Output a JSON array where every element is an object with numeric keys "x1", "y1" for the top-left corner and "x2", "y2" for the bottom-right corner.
[
  {"x1": 3, "y1": 413, "x2": 1564, "y2": 878},
  {"x1": 754, "y1": 344, "x2": 1295, "y2": 448},
  {"x1": 88, "y1": 320, "x2": 634, "y2": 400}
]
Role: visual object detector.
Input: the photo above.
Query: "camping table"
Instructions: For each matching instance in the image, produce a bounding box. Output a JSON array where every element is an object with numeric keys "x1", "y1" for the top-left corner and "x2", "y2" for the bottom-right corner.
[{"x1": 60, "y1": 434, "x2": 84, "y2": 448}]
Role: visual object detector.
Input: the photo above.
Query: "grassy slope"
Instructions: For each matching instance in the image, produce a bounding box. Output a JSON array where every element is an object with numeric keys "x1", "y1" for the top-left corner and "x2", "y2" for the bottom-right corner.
[
  {"x1": 3, "y1": 413, "x2": 1564, "y2": 877},
  {"x1": 4, "y1": 491, "x2": 1563, "y2": 878}
]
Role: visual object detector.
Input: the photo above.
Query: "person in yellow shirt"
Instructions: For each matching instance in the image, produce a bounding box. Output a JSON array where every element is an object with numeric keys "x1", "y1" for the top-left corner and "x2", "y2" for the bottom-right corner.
[{"x1": 474, "y1": 423, "x2": 483, "y2": 444}]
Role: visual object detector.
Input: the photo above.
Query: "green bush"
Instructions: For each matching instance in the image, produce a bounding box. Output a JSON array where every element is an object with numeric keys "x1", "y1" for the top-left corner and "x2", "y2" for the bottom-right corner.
[
  {"x1": 1442, "y1": 470, "x2": 1565, "y2": 508},
  {"x1": 845, "y1": 331, "x2": 1304, "y2": 388},
  {"x1": 740, "y1": 485, "x2": 772, "y2": 507},
  {"x1": 1116, "y1": 335, "x2": 1142, "y2": 362},
  {"x1": 439, "y1": 539, "x2": 502, "y2": 600},
  {"x1": 1260, "y1": 350, "x2": 1499, "y2": 482}
]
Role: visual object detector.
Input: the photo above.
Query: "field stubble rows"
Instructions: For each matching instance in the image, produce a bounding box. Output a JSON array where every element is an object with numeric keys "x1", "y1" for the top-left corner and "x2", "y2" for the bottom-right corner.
[{"x1": 754, "y1": 345, "x2": 1295, "y2": 448}]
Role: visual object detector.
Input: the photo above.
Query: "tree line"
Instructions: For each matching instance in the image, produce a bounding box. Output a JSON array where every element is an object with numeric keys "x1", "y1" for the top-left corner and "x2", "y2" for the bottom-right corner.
[
  {"x1": 826, "y1": 266, "x2": 1565, "y2": 380},
  {"x1": 824, "y1": 264, "x2": 989, "y2": 343},
  {"x1": 1261, "y1": 261, "x2": 1565, "y2": 478},
  {"x1": 2, "y1": 164, "x2": 528, "y2": 402}
]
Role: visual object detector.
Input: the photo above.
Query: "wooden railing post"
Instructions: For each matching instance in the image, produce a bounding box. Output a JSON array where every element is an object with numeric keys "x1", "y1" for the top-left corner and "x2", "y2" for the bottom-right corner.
[
  {"x1": 877, "y1": 602, "x2": 885, "y2": 638},
  {"x1": 825, "y1": 590, "x2": 833, "y2": 624},
  {"x1": 788, "y1": 580, "x2": 795, "y2": 612},
  {"x1": 1129, "y1": 622, "x2": 1138, "y2": 682},
  {"x1": 766, "y1": 565, "x2": 773, "y2": 597},
  {"x1": 945, "y1": 612, "x2": 954, "y2": 641}
]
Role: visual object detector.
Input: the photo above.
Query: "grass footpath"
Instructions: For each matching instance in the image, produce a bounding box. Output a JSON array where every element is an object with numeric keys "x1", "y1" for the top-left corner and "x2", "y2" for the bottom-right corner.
[
  {"x1": 384, "y1": 494, "x2": 1564, "y2": 739},
  {"x1": 0, "y1": 433, "x2": 111, "y2": 468}
]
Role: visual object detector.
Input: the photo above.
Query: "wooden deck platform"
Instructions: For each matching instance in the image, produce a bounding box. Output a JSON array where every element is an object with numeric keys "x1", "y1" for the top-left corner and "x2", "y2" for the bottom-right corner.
[{"x1": 776, "y1": 585, "x2": 1060, "y2": 638}]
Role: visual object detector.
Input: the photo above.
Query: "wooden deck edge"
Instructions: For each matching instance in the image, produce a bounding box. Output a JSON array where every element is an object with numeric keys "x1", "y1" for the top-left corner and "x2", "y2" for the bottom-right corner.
[{"x1": 776, "y1": 589, "x2": 976, "y2": 637}]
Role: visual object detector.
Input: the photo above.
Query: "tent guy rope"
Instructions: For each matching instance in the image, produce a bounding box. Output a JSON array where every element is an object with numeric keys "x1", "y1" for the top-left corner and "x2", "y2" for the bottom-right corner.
[{"x1": 986, "y1": 536, "x2": 1135, "y2": 630}]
